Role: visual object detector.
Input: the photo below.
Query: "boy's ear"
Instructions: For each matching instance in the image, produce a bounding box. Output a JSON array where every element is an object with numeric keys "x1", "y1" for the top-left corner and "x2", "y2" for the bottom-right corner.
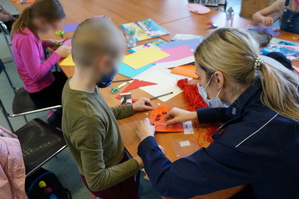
[{"x1": 94, "y1": 54, "x2": 110, "y2": 72}]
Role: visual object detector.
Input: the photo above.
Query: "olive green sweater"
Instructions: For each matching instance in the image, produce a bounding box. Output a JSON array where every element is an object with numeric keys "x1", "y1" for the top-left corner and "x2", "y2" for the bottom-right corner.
[{"x1": 62, "y1": 80, "x2": 139, "y2": 192}]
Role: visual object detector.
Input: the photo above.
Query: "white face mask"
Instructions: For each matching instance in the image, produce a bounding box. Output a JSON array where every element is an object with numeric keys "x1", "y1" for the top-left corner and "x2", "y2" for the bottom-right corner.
[{"x1": 197, "y1": 74, "x2": 227, "y2": 108}]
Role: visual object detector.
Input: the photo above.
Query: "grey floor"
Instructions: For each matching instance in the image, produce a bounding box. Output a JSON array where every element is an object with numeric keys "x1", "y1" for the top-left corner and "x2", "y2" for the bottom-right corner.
[{"x1": 0, "y1": 0, "x2": 244, "y2": 198}]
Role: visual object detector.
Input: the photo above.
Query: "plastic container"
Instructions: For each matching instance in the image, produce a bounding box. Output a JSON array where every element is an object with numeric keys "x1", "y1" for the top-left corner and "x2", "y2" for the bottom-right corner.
[{"x1": 226, "y1": 7, "x2": 235, "y2": 27}]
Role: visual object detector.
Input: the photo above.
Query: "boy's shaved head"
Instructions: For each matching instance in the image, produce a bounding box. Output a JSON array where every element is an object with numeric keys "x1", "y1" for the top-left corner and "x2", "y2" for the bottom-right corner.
[{"x1": 71, "y1": 17, "x2": 125, "y2": 67}]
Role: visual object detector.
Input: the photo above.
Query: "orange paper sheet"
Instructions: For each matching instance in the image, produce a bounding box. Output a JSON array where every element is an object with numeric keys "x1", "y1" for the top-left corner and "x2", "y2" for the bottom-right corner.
[
  {"x1": 150, "y1": 106, "x2": 184, "y2": 133},
  {"x1": 171, "y1": 65, "x2": 198, "y2": 78}
]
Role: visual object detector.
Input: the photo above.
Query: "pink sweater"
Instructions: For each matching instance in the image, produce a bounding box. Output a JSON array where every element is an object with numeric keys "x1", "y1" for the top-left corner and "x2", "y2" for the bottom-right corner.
[
  {"x1": 12, "y1": 28, "x2": 61, "y2": 93},
  {"x1": 0, "y1": 126, "x2": 27, "y2": 199}
]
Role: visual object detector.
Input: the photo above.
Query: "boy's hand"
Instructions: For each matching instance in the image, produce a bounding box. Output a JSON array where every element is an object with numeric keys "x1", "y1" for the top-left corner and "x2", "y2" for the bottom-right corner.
[
  {"x1": 262, "y1": 16, "x2": 274, "y2": 26},
  {"x1": 136, "y1": 118, "x2": 155, "y2": 142},
  {"x1": 133, "y1": 156, "x2": 144, "y2": 168},
  {"x1": 133, "y1": 97, "x2": 154, "y2": 112}
]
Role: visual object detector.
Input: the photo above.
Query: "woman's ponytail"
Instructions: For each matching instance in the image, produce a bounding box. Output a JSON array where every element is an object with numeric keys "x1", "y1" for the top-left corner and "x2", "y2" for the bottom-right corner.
[{"x1": 259, "y1": 61, "x2": 299, "y2": 122}]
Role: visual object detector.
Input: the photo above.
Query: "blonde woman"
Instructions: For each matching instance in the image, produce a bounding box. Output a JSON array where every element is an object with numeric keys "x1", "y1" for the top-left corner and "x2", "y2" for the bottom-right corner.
[{"x1": 135, "y1": 28, "x2": 299, "y2": 198}]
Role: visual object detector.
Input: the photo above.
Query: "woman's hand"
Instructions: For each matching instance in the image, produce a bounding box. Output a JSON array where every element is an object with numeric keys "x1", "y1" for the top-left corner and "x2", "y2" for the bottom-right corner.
[
  {"x1": 262, "y1": 16, "x2": 274, "y2": 26},
  {"x1": 164, "y1": 108, "x2": 197, "y2": 125},
  {"x1": 136, "y1": 118, "x2": 155, "y2": 142},
  {"x1": 55, "y1": 45, "x2": 71, "y2": 58},
  {"x1": 133, "y1": 97, "x2": 154, "y2": 112}
]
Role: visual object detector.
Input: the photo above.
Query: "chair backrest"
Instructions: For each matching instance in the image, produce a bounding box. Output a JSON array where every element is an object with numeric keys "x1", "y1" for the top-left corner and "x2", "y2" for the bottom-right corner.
[
  {"x1": 0, "y1": 21, "x2": 16, "y2": 64},
  {"x1": 0, "y1": 59, "x2": 16, "y2": 91},
  {"x1": 0, "y1": 99, "x2": 14, "y2": 132}
]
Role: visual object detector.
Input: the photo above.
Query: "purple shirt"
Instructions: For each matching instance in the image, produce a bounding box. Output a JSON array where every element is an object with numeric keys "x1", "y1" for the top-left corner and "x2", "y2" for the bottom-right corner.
[{"x1": 12, "y1": 28, "x2": 61, "y2": 93}]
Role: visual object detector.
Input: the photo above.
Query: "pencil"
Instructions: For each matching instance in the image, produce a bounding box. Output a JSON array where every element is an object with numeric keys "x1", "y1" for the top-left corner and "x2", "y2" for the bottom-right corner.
[
  {"x1": 112, "y1": 79, "x2": 133, "y2": 83},
  {"x1": 150, "y1": 92, "x2": 173, "y2": 100}
]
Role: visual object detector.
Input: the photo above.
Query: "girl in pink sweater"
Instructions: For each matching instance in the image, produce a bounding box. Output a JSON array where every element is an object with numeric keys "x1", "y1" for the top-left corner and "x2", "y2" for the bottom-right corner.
[{"x1": 11, "y1": 0, "x2": 70, "y2": 128}]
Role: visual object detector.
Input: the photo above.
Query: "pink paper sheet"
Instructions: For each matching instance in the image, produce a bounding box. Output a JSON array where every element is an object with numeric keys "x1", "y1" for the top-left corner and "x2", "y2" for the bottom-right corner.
[
  {"x1": 154, "y1": 45, "x2": 193, "y2": 64},
  {"x1": 186, "y1": 3, "x2": 211, "y2": 14}
]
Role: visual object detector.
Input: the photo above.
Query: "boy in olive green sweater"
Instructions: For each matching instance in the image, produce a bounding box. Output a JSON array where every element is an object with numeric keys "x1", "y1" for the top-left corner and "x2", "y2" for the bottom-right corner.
[{"x1": 61, "y1": 17, "x2": 153, "y2": 199}]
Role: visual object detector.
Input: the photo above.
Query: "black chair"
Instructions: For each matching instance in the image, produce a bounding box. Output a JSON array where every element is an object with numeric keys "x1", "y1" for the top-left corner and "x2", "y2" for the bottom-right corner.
[
  {"x1": 0, "y1": 57, "x2": 61, "y2": 120},
  {"x1": 0, "y1": 99, "x2": 66, "y2": 176},
  {"x1": 0, "y1": 21, "x2": 15, "y2": 65}
]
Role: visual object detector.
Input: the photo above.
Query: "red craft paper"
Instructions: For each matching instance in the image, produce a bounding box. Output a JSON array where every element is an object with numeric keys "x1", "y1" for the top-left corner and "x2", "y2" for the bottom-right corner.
[
  {"x1": 116, "y1": 79, "x2": 157, "y2": 99},
  {"x1": 150, "y1": 105, "x2": 184, "y2": 132}
]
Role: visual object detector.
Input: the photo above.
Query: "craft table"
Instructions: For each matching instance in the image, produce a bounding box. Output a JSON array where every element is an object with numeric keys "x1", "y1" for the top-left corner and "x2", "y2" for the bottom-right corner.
[{"x1": 12, "y1": 0, "x2": 299, "y2": 198}]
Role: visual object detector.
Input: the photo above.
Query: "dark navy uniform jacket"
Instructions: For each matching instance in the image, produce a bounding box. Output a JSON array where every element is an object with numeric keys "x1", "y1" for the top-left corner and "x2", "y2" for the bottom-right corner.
[{"x1": 138, "y1": 80, "x2": 299, "y2": 199}]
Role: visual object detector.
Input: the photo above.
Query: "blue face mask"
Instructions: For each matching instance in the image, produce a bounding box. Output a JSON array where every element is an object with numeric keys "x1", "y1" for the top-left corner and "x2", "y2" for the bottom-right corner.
[
  {"x1": 96, "y1": 68, "x2": 117, "y2": 88},
  {"x1": 197, "y1": 74, "x2": 228, "y2": 108}
]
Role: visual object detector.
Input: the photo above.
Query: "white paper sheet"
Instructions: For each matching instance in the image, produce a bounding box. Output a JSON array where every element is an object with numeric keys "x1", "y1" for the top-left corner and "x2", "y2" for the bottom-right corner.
[
  {"x1": 134, "y1": 69, "x2": 182, "y2": 102},
  {"x1": 179, "y1": 140, "x2": 191, "y2": 147},
  {"x1": 183, "y1": 121, "x2": 194, "y2": 134}
]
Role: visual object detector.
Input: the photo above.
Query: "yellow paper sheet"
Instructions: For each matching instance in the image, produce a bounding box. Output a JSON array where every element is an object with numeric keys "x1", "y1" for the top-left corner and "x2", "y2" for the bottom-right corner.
[
  {"x1": 123, "y1": 47, "x2": 169, "y2": 69},
  {"x1": 60, "y1": 54, "x2": 75, "y2": 66}
]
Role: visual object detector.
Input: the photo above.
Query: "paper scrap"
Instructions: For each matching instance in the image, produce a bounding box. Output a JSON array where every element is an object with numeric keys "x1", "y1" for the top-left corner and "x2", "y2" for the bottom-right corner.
[
  {"x1": 128, "y1": 39, "x2": 167, "y2": 53},
  {"x1": 171, "y1": 34, "x2": 205, "y2": 41},
  {"x1": 62, "y1": 23, "x2": 80, "y2": 33},
  {"x1": 160, "y1": 38, "x2": 202, "y2": 52},
  {"x1": 123, "y1": 47, "x2": 169, "y2": 69},
  {"x1": 179, "y1": 140, "x2": 191, "y2": 147},
  {"x1": 171, "y1": 65, "x2": 197, "y2": 78},
  {"x1": 60, "y1": 54, "x2": 75, "y2": 66},
  {"x1": 247, "y1": 26, "x2": 280, "y2": 37},
  {"x1": 186, "y1": 3, "x2": 211, "y2": 14},
  {"x1": 134, "y1": 69, "x2": 182, "y2": 102},
  {"x1": 63, "y1": 39, "x2": 72, "y2": 47},
  {"x1": 155, "y1": 45, "x2": 193, "y2": 64},
  {"x1": 183, "y1": 121, "x2": 194, "y2": 134},
  {"x1": 154, "y1": 56, "x2": 195, "y2": 69},
  {"x1": 11, "y1": 0, "x2": 35, "y2": 2},
  {"x1": 118, "y1": 63, "x2": 154, "y2": 78}
]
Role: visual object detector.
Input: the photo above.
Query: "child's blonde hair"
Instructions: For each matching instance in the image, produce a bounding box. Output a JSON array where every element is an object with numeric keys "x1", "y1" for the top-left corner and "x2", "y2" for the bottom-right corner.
[
  {"x1": 195, "y1": 28, "x2": 299, "y2": 122},
  {"x1": 71, "y1": 17, "x2": 125, "y2": 67}
]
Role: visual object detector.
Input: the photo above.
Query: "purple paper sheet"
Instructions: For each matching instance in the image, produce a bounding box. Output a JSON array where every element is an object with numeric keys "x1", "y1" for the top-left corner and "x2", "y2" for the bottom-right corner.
[
  {"x1": 247, "y1": 26, "x2": 280, "y2": 37},
  {"x1": 160, "y1": 38, "x2": 201, "y2": 51},
  {"x1": 62, "y1": 23, "x2": 80, "y2": 33}
]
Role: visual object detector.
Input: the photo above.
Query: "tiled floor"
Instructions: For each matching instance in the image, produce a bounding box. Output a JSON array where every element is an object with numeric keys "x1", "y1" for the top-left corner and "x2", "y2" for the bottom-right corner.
[{"x1": 0, "y1": 0, "x2": 245, "y2": 198}]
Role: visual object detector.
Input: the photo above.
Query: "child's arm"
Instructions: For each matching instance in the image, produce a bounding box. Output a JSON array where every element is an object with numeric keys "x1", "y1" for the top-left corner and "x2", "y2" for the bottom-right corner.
[
  {"x1": 110, "y1": 104, "x2": 134, "y2": 119},
  {"x1": 0, "y1": 9, "x2": 15, "y2": 22},
  {"x1": 71, "y1": 117, "x2": 141, "y2": 192},
  {"x1": 19, "y1": 37, "x2": 69, "y2": 81},
  {"x1": 252, "y1": 1, "x2": 278, "y2": 26},
  {"x1": 111, "y1": 98, "x2": 153, "y2": 119}
]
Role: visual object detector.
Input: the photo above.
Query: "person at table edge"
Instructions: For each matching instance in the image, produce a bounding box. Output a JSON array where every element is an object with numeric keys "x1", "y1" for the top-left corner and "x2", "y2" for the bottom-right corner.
[{"x1": 136, "y1": 28, "x2": 299, "y2": 199}]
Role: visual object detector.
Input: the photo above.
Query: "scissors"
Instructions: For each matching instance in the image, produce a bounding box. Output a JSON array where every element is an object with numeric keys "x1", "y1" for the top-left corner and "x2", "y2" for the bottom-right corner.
[
  {"x1": 110, "y1": 83, "x2": 127, "y2": 94},
  {"x1": 205, "y1": 24, "x2": 218, "y2": 30}
]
